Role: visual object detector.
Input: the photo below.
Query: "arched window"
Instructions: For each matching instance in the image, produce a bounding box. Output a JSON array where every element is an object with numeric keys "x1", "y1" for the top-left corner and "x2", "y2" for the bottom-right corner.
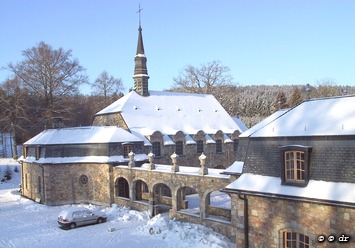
[{"x1": 116, "y1": 177, "x2": 129, "y2": 198}]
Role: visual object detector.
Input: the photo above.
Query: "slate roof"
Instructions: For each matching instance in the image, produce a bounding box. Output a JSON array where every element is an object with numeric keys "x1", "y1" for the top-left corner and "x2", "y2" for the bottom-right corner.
[
  {"x1": 242, "y1": 95, "x2": 355, "y2": 137},
  {"x1": 24, "y1": 126, "x2": 142, "y2": 145},
  {"x1": 95, "y1": 90, "x2": 244, "y2": 136}
]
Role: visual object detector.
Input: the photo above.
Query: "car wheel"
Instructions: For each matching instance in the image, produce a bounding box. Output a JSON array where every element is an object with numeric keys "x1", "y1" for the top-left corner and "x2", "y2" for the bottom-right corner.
[
  {"x1": 97, "y1": 218, "x2": 104, "y2": 224},
  {"x1": 70, "y1": 223, "x2": 76, "y2": 229}
]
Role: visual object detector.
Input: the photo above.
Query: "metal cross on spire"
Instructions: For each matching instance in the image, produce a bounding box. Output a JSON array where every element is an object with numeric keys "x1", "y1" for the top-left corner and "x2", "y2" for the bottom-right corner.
[{"x1": 137, "y1": 4, "x2": 143, "y2": 26}]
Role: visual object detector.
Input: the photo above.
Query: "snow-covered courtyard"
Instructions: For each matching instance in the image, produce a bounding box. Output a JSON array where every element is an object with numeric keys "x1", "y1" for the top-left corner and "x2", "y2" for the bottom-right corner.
[{"x1": 0, "y1": 159, "x2": 234, "y2": 248}]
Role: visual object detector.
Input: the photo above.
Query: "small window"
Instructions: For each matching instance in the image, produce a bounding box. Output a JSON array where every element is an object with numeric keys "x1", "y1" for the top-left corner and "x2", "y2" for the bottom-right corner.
[
  {"x1": 233, "y1": 139, "x2": 239, "y2": 152},
  {"x1": 79, "y1": 175, "x2": 89, "y2": 186},
  {"x1": 123, "y1": 144, "x2": 133, "y2": 158},
  {"x1": 280, "y1": 146, "x2": 312, "y2": 187},
  {"x1": 197, "y1": 140, "x2": 204, "y2": 154},
  {"x1": 37, "y1": 176, "x2": 41, "y2": 194},
  {"x1": 216, "y1": 140, "x2": 222, "y2": 153},
  {"x1": 35, "y1": 146, "x2": 41, "y2": 160},
  {"x1": 152, "y1": 142, "x2": 161, "y2": 157},
  {"x1": 283, "y1": 231, "x2": 309, "y2": 248},
  {"x1": 175, "y1": 141, "x2": 183, "y2": 155}
]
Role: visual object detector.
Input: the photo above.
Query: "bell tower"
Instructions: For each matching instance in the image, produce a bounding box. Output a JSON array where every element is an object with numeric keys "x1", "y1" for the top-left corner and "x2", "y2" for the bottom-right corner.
[{"x1": 133, "y1": 5, "x2": 150, "y2": 96}]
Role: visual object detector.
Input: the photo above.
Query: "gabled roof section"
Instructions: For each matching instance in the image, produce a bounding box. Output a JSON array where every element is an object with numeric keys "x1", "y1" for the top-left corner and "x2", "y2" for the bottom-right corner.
[
  {"x1": 95, "y1": 90, "x2": 244, "y2": 135},
  {"x1": 24, "y1": 126, "x2": 142, "y2": 145},
  {"x1": 244, "y1": 95, "x2": 355, "y2": 137}
]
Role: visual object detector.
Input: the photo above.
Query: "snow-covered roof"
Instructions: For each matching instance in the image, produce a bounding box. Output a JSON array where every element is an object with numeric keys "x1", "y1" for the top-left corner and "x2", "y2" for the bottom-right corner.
[
  {"x1": 95, "y1": 90, "x2": 244, "y2": 136},
  {"x1": 243, "y1": 95, "x2": 355, "y2": 137},
  {"x1": 221, "y1": 161, "x2": 244, "y2": 175},
  {"x1": 239, "y1": 109, "x2": 289, "y2": 138},
  {"x1": 224, "y1": 173, "x2": 355, "y2": 206},
  {"x1": 232, "y1": 117, "x2": 248, "y2": 132},
  {"x1": 20, "y1": 154, "x2": 148, "y2": 164},
  {"x1": 24, "y1": 126, "x2": 142, "y2": 145}
]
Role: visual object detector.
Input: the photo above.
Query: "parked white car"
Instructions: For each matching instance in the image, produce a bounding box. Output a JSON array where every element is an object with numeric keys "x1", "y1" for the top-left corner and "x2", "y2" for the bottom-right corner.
[{"x1": 57, "y1": 207, "x2": 107, "y2": 229}]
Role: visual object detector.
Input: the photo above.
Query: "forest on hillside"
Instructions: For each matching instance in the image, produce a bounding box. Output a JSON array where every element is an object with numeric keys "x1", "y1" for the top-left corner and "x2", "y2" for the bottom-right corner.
[
  {"x1": 171, "y1": 84, "x2": 355, "y2": 128},
  {"x1": 1, "y1": 43, "x2": 354, "y2": 148}
]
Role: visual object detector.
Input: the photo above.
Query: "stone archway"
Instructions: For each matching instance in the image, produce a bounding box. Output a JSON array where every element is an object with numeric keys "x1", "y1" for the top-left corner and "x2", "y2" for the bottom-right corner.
[
  {"x1": 133, "y1": 179, "x2": 149, "y2": 202},
  {"x1": 152, "y1": 183, "x2": 172, "y2": 215},
  {"x1": 176, "y1": 186, "x2": 200, "y2": 216},
  {"x1": 206, "y1": 191, "x2": 231, "y2": 221}
]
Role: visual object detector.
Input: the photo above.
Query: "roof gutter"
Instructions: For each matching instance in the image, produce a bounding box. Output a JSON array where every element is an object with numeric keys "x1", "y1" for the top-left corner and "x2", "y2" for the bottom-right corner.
[
  {"x1": 238, "y1": 194, "x2": 249, "y2": 248},
  {"x1": 222, "y1": 188, "x2": 355, "y2": 209}
]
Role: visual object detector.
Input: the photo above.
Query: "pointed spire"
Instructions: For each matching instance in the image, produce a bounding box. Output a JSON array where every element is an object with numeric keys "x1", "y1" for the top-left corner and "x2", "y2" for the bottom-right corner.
[
  {"x1": 136, "y1": 25, "x2": 145, "y2": 56},
  {"x1": 133, "y1": 5, "x2": 149, "y2": 97}
]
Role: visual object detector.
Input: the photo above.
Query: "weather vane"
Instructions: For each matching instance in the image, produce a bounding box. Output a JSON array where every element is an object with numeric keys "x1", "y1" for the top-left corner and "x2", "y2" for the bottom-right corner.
[{"x1": 137, "y1": 4, "x2": 143, "y2": 26}]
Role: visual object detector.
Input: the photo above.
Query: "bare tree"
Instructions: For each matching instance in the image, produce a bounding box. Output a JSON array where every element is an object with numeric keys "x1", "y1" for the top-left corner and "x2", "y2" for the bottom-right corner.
[
  {"x1": 91, "y1": 71, "x2": 124, "y2": 98},
  {"x1": 0, "y1": 77, "x2": 29, "y2": 158},
  {"x1": 315, "y1": 78, "x2": 340, "y2": 97},
  {"x1": 172, "y1": 60, "x2": 234, "y2": 94},
  {"x1": 90, "y1": 71, "x2": 124, "y2": 111},
  {"x1": 5, "y1": 41, "x2": 88, "y2": 127}
]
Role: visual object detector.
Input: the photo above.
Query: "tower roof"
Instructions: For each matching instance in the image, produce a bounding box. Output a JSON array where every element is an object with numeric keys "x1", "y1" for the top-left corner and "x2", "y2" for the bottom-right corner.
[
  {"x1": 136, "y1": 25, "x2": 145, "y2": 56},
  {"x1": 133, "y1": 22, "x2": 149, "y2": 96}
]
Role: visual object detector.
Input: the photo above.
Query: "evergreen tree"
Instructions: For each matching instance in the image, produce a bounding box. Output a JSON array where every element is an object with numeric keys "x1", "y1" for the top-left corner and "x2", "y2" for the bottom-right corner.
[
  {"x1": 288, "y1": 87, "x2": 303, "y2": 108},
  {"x1": 273, "y1": 91, "x2": 288, "y2": 111}
]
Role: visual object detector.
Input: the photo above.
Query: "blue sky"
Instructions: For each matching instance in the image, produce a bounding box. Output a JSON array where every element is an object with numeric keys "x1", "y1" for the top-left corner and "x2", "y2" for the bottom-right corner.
[{"x1": 1, "y1": 0, "x2": 354, "y2": 94}]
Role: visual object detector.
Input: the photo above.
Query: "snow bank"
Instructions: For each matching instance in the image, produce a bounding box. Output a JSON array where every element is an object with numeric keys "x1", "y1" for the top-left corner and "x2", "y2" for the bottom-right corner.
[{"x1": 0, "y1": 159, "x2": 234, "y2": 248}]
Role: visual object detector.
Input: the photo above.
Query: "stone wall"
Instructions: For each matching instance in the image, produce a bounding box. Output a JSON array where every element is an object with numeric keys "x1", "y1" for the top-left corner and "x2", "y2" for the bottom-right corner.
[
  {"x1": 143, "y1": 142, "x2": 237, "y2": 168},
  {"x1": 235, "y1": 195, "x2": 354, "y2": 248},
  {"x1": 92, "y1": 113, "x2": 128, "y2": 129},
  {"x1": 238, "y1": 136, "x2": 355, "y2": 183},
  {"x1": 110, "y1": 165, "x2": 237, "y2": 240},
  {"x1": 22, "y1": 162, "x2": 111, "y2": 206}
]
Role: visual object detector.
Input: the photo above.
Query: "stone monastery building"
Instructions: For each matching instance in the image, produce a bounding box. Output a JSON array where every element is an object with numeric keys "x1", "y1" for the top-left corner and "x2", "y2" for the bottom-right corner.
[
  {"x1": 19, "y1": 23, "x2": 246, "y2": 239},
  {"x1": 19, "y1": 21, "x2": 354, "y2": 247},
  {"x1": 92, "y1": 24, "x2": 246, "y2": 168}
]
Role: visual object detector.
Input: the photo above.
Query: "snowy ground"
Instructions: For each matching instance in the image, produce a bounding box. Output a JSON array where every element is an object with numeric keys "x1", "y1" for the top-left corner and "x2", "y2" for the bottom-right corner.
[{"x1": 0, "y1": 159, "x2": 234, "y2": 248}]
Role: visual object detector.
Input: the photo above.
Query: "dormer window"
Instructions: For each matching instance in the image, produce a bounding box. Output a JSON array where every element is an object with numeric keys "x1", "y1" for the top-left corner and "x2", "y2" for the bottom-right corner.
[
  {"x1": 197, "y1": 140, "x2": 204, "y2": 154},
  {"x1": 152, "y1": 142, "x2": 161, "y2": 157},
  {"x1": 175, "y1": 141, "x2": 183, "y2": 155},
  {"x1": 123, "y1": 144, "x2": 133, "y2": 158},
  {"x1": 216, "y1": 140, "x2": 223, "y2": 153},
  {"x1": 280, "y1": 146, "x2": 312, "y2": 187}
]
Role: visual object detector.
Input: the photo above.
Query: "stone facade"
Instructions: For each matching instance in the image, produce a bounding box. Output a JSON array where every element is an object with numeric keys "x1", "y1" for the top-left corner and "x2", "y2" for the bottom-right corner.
[
  {"x1": 22, "y1": 162, "x2": 111, "y2": 206},
  {"x1": 227, "y1": 99, "x2": 355, "y2": 247},
  {"x1": 234, "y1": 195, "x2": 354, "y2": 248}
]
